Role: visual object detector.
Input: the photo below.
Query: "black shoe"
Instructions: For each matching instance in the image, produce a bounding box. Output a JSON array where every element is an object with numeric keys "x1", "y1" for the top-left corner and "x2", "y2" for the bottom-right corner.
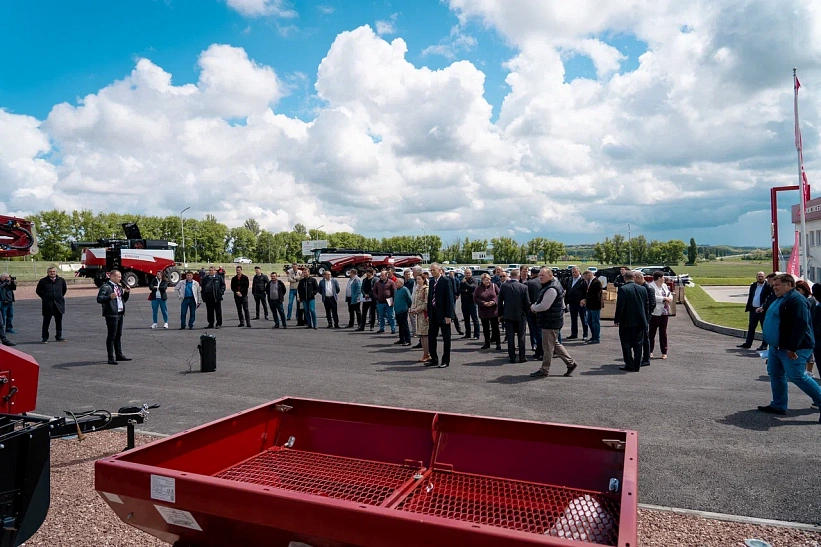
[
  {"x1": 346, "y1": 324, "x2": 354, "y2": 328},
  {"x1": 619, "y1": 366, "x2": 639, "y2": 372},
  {"x1": 509, "y1": 358, "x2": 517, "y2": 363},
  {"x1": 334, "y1": 325, "x2": 341, "y2": 329},
  {"x1": 530, "y1": 370, "x2": 548, "y2": 378},
  {"x1": 755, "y1": 345, "x2": 768, "y2": 351},
  {"x1": 327, "y1": 324, "x2": 333, "y2": 329},
  {"x1": 215, "y1": 325, "x2": 221, "y2": 329},
  {"x1": 518, "y1": 357, "x2": 527, "y2": 363},
  {"x1": 247, "y1": 324, "x2": 253, "y2": 328},
  {"x1": 564, "y1": 364, "x2": 578, "y2": 377},
  {"x1": 254, "y1": 316, "x2": 260, "y2": 320},
  {"x1": 425, "y1": 360, "x2": 439, "y2": 367},
  {"x1": 1, "y1": 339, "x2": 16, "y2": 347},
  {"x1": 265, "y1": 317, "x2": 269, "y2": 321},
  {"x1": 180, "y1": 326, "x2": 186, "y2": 330},
  {"x1": 376, "y1": 330, "x2": 385, "y2": 334},
  {"x1": 495, "y1": 345, "x2": 502, "y2": 351},
  {"x1": 480, "y1": 344, "x2": 491, "y2": 350},
  {"x1": 41, "y1": 339, "x2": 48, "y2": 344},
  {"x1": 737, "y1": 343, "x2": 752, "y2": 349},
  {"x1": 413, "y1": 342, "x2": 422, "y2": 348},
  {"x1": 238, "y1": 323, "x2": 245, "y2": 327},
  {"x1": 273, "y1": 324, "x2": 280, "y2": 329},
  {"x1": 107, "y1": 359, "x2": 118, "y2": 365},
  {"x1": 456, "y1": 331, "x2": 464, "y2": 336},
  {"x1": 757, "y1": 405, "x2": 786, "y2": 415},
  {"x1": 282, "y1": 324, "x2": 287, "y2": 329},
  {"x1": 56, "y1": 336, "x2": 66, "y2": 342},
  {"x1": 393, "y1": 340, "x2": 403, "y2": 345},
  {"x1": 116, "y1": 355, "x2": 132, "y2": 362},
  {"x1": 461, "y1": 335, "x2": 471, "y2": 339},
  {"x1": 313, "y1": 326, "x2": 318, "y2": 330},
  {"x1": 188, "y1": 326, "x2": 194, "y2": 330},
  {"x1": 566, "y1": 335, "x2": 578, "y2": 340},
  {"x1": 437, "y1": 362, "x2": 449, "y2": 368},
  {"x1": 355, "y1": 328, "x2": 365, "y2": 331},
  {"x1": 206, "y1": 325, "x2": 214, "y2": 329},
  {"x1": 640, "y1": 362, "x2": 650, "y2": 367}
]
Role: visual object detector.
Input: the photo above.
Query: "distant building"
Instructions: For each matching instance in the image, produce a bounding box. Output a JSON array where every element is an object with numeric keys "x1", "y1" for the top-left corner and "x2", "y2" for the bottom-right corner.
[{"x1": 791, "y1": 197, "x2": 821, "y2": 282}]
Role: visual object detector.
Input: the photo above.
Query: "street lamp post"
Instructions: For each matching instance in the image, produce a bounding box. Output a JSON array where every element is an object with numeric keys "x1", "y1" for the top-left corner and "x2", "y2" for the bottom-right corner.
[
  {"x1": 312, "y1": 225, "x2": 325, "y2": 240},
  {"x1": 180, "y1": 207, "x2": 190, "y2": 266},
  {"x1": 628, "y1": 223, "x2": 632, "y2": 268}
]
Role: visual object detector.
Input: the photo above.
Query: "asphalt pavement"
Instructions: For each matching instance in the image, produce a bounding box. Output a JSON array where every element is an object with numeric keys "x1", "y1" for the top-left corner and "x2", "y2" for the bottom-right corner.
[{"x1": 9, "y1": 283, "x2": 821, "y2": 525}]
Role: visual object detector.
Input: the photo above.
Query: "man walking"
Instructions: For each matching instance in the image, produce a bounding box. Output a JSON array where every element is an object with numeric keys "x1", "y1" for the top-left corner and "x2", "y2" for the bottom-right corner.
[
  {"x1": 757, "y1": 274, "x2": 821, "y2": 423},
  {"x1": 738, "y1": 271, "x2": 773, "y2": 351},
  {"x1": 201, "y1": 266, "x2": 225, "y2": 329},
  {"x1": 426, "y1": 263, "x2": 453, "y2": 368},
  {"x1": 498, "y1": 269, "x2": 531, "y2": 363},
  {"x1": 175, "y1": 271, "x2": 201, "y2": 329},
  {"x1": 286, "y1": 263, "x2": 301, "y2": 321},
  {"x1": 525, "y1": 267, "x2": 544, "y2": 357},
  {"x1": 36, "y1": 266, "x2": 67, "y2": 343},
  {"x1": 565, "y1": 266, "x2": 588, "y2": 340},
  {"x1": 251, "y1": 266, "x2": 270, "y2": 321},
  {"x1": 530, "y1": 267, "x2": 577, "y2": 378},
  {"x1": 231, "y1": 265, "x2": 252, "y2": 327},
  {"x1": 458, "y1": 268, "x2": 480, "y2": 340},
  {"x1": 581, "y1": 270, "x2": 603, "y2": 344},
  {"x1": 634, "y1": 271, "x2": 656, "y2": 366},
  {"x1": 0, "y1": 273, "x2": 16, "y2": 334},
  {"x1": 96, "y1": 270, "x2": 131, "y2": 365},
  {"x1": 346, "y1": 269, "x2": 362, "y2": 328},
  {"x1": 373, "y1": 270, "x2": 396, "y2": 334},
  {"x1": 267, "y1": 272, "x2": 288, "y2": 328},
  {"x1": 358, "y1": 268, "x2": 377, "y2": 331},
  {"x1": 318, "y1": 270, "x2": 341, "y2": 328},
  {"x1": 614, "y1": 271, "x2": 648, "y2": 372}
]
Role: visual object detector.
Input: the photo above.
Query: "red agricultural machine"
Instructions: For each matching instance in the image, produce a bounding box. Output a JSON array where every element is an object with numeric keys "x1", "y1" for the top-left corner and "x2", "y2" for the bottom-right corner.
[
  {"x1": 0, "y1": 216, "x2": 37, "y2": 258},
  {"x1": 309, "y1": 249, "x2": 373, "y2": 277},
  {"x1": 72, "y1": 222, "x2": 180, "y2": 288},
  {"x1": 95, "y1": 397, "x2": 638, "y2": 547}
]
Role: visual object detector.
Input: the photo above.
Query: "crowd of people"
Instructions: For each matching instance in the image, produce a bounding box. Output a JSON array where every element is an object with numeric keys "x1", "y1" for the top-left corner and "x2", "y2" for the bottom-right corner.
[{"x1": 3, "y1": 262, "x2": 820, "y2": 422}]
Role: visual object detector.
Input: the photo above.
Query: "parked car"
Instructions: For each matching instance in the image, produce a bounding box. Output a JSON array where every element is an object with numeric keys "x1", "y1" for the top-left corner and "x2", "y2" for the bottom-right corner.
[
  {"x1": 233, "y1": 257, "x2": 252, "y2": 264},
  {"x1": 587, "y1": 266, "x2": 598, "y2": 273},
  {"x1": 393, "y1": 267, "x2": 406, "y2": 277}
]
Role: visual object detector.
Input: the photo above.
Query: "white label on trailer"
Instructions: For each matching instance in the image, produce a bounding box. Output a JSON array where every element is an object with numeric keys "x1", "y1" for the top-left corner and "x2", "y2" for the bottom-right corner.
[
  {"x1": 102, "y1": 492, "x2": 124, "y2": 504},
  {"x1": 155, "y1": 505, "x2": 203, "y2": 531},
  {"x1": 150, "y1": 474, "x2": 176, "y2": 503}
]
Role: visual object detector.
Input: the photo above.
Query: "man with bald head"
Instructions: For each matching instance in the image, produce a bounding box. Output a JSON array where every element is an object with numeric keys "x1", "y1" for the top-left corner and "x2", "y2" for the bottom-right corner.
[{"x1": 739, "y1": 271, "x2": 772, "y2": 351}]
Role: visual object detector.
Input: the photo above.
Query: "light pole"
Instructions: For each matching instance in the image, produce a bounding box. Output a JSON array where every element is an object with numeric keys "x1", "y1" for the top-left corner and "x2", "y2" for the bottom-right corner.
[
  {"x1": 421, "y1": 227, "x2": 427, "y2": 263},
  {"x1": 628, "y1": 223, "x2": 632, "y2": 268},
  {"x1": 312, "y1": 225, "x2": 325, "y2": 240},
  {"x1": 180, "y1": 207, "x2": 190, "y2": 266}
]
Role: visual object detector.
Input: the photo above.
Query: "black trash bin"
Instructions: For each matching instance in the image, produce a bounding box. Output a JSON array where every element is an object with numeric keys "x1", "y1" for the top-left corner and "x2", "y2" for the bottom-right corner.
[{"x1": 198, "y1": 334, "x2": 216, "y2": 373}]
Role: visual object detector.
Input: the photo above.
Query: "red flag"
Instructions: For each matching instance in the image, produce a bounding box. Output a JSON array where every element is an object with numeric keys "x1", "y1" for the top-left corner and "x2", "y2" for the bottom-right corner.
[
  {"x1": 787, "y1": 231, "x2": 800, "y2": 277},
  {"x1": 796, "y1": 77, "x2": 801, "y2": 90}
]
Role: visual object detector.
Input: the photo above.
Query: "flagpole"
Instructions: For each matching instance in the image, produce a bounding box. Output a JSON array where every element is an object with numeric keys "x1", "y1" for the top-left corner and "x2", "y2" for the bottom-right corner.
[{"x1": 795, "y1": 68, "x2": 808, "y2": 278}]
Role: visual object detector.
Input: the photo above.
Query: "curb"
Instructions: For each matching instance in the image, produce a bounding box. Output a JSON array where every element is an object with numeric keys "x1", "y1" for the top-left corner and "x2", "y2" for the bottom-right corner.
[
  {"x1": 683, "y1": 295, "x2": 762, "y2": 341},
  {"x1": 639, "y1": 503, "x2": 821, "y2": 532}
]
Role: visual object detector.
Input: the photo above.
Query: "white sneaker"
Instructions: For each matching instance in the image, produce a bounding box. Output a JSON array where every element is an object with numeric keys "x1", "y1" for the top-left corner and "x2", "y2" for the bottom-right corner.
[
  {"x1": 163, "y1": 323, "x2": 169, "y2": 329},
  {"x1": 151, "y1": 323, "x2": 157, "y2": 329},
  {"x1": 649, "y1": 353, "x2": 654, "y2": 358}
]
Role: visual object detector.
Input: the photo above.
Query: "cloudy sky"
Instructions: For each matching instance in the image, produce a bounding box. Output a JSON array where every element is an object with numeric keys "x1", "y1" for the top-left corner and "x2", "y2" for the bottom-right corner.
[{"x1": 1, "y1": 0, "x2": 819, "y2": 246}]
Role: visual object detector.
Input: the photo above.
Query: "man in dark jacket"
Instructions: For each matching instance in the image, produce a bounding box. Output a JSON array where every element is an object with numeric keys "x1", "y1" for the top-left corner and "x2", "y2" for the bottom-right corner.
[
  {"x1": 426, "y1": 263, "x2": 454, "y2": 368},
  {"x1": 498, "y1": 269, "x2": 531, "y2": 363},
  {"x1": 251, "y1": 266, "x2": 270, "y2": 321},
  {"x1": 373, "y1": 270, "x2": 396, "y2": 334},
  {"x1": 201, "y1": 266, "x2": 225, "y2": 329},
  {"x1": 297, "y1": 268, "x2": 319, "y2": 329},
  {"x1": 757, "y1": 274, "x2": 821, "y2": 422},
  {"x1": 458, "y1": 269, "x2": 480, "y2": 340},
  {"x1": 0, "y1": 275, "x2": 16, "y2": 346},
  {"x1": 447, "y1": 271, "x2": 463, "y2": 335},
  {"x1": 634, "y1": 271, "x2": 656, "y2": 367},
  {"x1": 96, "y1": 270, "x2": 131, "y2": 365},
  {"x1": 581, "y1": 270, "x2": 603, "y2": 344},
  {"x1": 614, "y1": 271, "x2": 648, "y2": 372},
  {"x1": 565, "y1": 267, "x2": 589, "y2": 339},
  {"x1": 318, "y1": 271, "x2": 341, "y2": 329},
  {"x1": 524, "y1": 268, "x2": 544, "y2": 358},
  {"x1": 738, "y1": 271, "x2": 774, "y2": 351},
  {"x1": 231, "y1": 265, "x2": 252, "y2": 327},
  {"x1": 35, "y1": 266, "x2": 67, "y2": 343},
  {"x1": 358, "y1": 268, "x2": 377, "y2": 330},
  {"x1": 266, "y1": 271, "x2": 288, "y2": 328},
  {"x1": 0, "y1": 273, "x2": 16, "y2": 334},
  {"x1": 530, "y1": 267, "x2": 577, "y2": 378}
]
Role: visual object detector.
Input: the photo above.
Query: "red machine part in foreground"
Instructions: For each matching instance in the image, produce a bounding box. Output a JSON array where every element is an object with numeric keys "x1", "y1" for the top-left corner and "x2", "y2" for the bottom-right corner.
[
  {"x1": 0, "y1": 216, "x2": 37, "y2": 258},
  {"x1": 95, "y1": 397, "x2": 638, "y2": 547},
  {"x1": 0, "y1": 346, "x2": 39, "y2": 414}
]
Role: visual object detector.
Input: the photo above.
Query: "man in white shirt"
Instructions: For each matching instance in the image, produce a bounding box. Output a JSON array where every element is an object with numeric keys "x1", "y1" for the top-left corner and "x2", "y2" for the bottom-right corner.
[
  {"x1": 738, "y1": 271, "x2": 773, "y2": 350},
  {"x1": 318, "y1": 271, "x2": 341, "y2": 328},
  {"x1": 96, "y1": 270, "x2": 131, "y2": 365}
]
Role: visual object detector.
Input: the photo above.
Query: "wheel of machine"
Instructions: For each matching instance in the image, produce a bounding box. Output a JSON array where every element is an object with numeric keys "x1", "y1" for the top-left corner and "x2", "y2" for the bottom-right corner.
[
  {"x1": 93, "y1": 276, "x2": 104, "y2": 288},
  {"x1": 317, "y1": 262, "x2": 331, "y2": 276},
  {"x1": 344, "y1": 267, "x2": 358, "y2": 277},
  {"x1": 164, "y1": 266, "x2": 181, "y2": 286},
  {"x1": 122, "y1": 270, "x2": 139, "y2": 289}
]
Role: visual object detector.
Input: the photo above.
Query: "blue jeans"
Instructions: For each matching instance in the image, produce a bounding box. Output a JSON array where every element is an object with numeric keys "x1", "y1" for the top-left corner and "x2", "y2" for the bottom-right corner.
[
  {"x1": 287, "y1": 289, "x2": 297, "y2": 319},
  {"x1": 377, "y1": 303, "x2": 396, "y2": 332},
  {"x1": 151, "y1": 299, "x2": 168, "y2": 324},
  {"x1": 767, "y1": 347, "x2": 821, "y2": 410},
  {"x1": 269, "y1": 300, "x2": 286, "y2": 326},
  {"x1": 2, "y1": 303, "x2": 12, "y2": 330},
  {"x1": 180, "y1": 297, "x2": 196, "y2": 328},
  {"x1": 586, "y1": 309, "x2": 601, "y2": 342},
  {"x1": 305, "y1": 299, "x2": 317, "y2": 328}
]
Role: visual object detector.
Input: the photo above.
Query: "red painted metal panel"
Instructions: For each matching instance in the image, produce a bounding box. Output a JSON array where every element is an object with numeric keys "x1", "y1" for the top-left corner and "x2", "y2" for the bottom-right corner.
[
  {"x1": 0, "y1": 345, "x2": 40, "y2": 413},
  {"x1": 95, "y1": 398, "x2": 638, "y2": 547}
]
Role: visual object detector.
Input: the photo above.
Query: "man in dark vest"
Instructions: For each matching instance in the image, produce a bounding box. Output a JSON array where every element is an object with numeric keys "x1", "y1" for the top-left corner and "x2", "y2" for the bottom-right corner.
[{"x1": 530, "y1": 267, "x2": 578, "y2": 378}]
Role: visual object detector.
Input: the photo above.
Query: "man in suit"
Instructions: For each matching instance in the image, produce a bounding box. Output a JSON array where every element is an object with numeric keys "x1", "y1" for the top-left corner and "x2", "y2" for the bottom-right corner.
[
  {"x1": 35, "y1": 266, "x2": 67, "y2": 343},
  {"x1": 634, "y1": 271, "x2": 656, "y2": 366},
  {"x1": 318, "y1": 270, "x2": 341, "y2": 328},
  {"x1": 231, "y1": 265, "x2": 252, "y2": 327},
  {"x1": 738, "y1": 271, "x2": 773, "y2": 351},
  {"x1": 346, "y1": 269, "x2": 362, "y2": 328},
  {"x1": 426, "y1": 263, "x2": 453, "y2": 368},
  {"x1": 96, "y1": 270, "x2": 131, "y2": 365},
  {"x1": 581, "y1": 270, "x2": 603, "y2": 344},
  {"x1": 565, "y1": 266, "x2": 589, "y2": 339},
  {"x1": 498, "y1": 269, "x2": 531, "y2": 363},
  {"x1": 525, "y1": 267, "x2": 544, "y2": 358},
  {"x1": 201, "y1": 266, "x2": 225, "y2": 329},
  {"x1": 614, "y1": 271, "x2": 648, "y2": 372}
]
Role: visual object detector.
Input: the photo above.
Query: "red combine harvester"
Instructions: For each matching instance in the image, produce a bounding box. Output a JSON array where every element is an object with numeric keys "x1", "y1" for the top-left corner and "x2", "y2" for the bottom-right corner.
[
  {"x1": 309, "y1": 248, "x2": 373, "y2": 277},
  {"x1": 73, "y1": 222, "x2": 180, "y2": 288},
  {"x1": 391, "y1": 252, "x2": 424, "y2": 268},
  {"x1": 0, "y1": 216, "x2": 37, "y2": 257},
  {"x1": 95, "y1": 397, "x2": 638, "y2": 547}
]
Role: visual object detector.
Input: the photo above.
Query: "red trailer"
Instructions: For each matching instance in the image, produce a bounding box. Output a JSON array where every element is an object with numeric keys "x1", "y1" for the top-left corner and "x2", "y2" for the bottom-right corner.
[
  {"x1": 95, "y1": 397, "x2": 638, "y2": 547},
  {"x1": 391, "y1": 253, "x2": 423, "y2": 268}
]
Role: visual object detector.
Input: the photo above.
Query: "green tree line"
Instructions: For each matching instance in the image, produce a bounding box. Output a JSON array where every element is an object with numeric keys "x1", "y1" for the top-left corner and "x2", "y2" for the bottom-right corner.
[{"x1": 592, "y1": 234, "x2": 687, "y2": 265}]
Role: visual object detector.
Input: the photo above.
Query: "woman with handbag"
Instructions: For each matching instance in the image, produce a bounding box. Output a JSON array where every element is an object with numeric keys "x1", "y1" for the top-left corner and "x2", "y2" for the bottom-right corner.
[
  {"x1": 410, "y1": 274, "x2": 431, "y2": 362},
  {"x1": 649, "y1": 271, "x2": 673, "y2": 359},
  {"x1": 148, "y1": 270, "x2": 169, "y2": 329},
  {"x1": 474, "y1": 273, "x2": 501, "y2": 350}
]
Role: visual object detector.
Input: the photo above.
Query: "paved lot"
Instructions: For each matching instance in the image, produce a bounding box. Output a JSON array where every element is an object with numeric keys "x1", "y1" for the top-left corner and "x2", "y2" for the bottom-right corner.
[
  {"x1": 9, "y1": 283, "x2": 821, "y2": 525},
  {"x1": 701, "y1": 285, "x2": 749, "y2": 304}
]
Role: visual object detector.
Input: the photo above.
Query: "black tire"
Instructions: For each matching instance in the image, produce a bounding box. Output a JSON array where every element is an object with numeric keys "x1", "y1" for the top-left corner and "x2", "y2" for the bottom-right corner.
[
  {"x1": 165, "y1": 266, "x2": 181, "y2": 286},
  {"x1": 344, "y1": 267, "x2": 358, "y2": 278},
  {"x1": 317, "y1": 262, "x2": 332, "y2": 276},
  {"x1": 93, "y1": 276, "x2": 104, "y2": 288},
  {"x1": 122, "y1": 270, "x2": 139, "y2": 289}
]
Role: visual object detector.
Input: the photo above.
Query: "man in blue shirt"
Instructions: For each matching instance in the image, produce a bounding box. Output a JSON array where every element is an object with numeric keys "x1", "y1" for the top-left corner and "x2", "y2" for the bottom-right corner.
[
  {"x1": 757, "y1": 273, "x2": 821, "y2": 423},
  {"x1": 175, "y1": 271, "x2": 201, "y2": 330}
]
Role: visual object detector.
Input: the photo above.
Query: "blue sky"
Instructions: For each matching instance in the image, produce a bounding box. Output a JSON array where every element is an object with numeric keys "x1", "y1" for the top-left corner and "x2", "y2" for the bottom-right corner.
[{"x1": 0, "y1": 1, "x2": 810, "y2": 247}]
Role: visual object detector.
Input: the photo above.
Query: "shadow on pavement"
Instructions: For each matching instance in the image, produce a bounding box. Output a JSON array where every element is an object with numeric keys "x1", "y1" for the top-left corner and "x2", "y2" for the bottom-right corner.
[
  {"x1": 51, "y1": 360, "x2": 105, "y2": 370},
  {"x1": 488, "y1": 374, "x2": 542, "y2": 385},
  {"x1": 718, "y1": 408, "x2": 818, "y2": 431},
  {"x1": 579, "y1": 364, "x2": 629, "y2": 376}
]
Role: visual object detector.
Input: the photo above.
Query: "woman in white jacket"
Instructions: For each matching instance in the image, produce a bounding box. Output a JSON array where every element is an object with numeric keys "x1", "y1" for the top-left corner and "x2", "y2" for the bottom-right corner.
[{"x1": 649, "y1": 271, "x2": 673, "y2": 359}]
